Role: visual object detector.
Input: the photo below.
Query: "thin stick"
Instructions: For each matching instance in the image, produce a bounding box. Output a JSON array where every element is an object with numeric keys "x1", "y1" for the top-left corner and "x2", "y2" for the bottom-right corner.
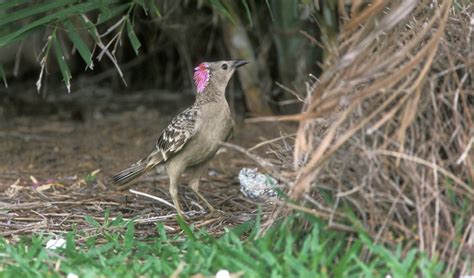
[
  {"x1": 129, "y1": 189, "x2": 176, "y2": 209},
  {"x1": 275, "y1": 82, "x2": 304, "y2": 102},
  {"x1": 248, "y1": 133, "x2": 295, "y2": 152},
  {"x1": 373, "y1": 150, "x2": 472, "y2": 195}
]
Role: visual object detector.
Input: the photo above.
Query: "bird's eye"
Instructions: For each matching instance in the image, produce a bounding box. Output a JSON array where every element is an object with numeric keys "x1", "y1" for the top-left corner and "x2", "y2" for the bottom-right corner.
[{"x1": 221, "y1": 64, "x2": 228, "y2": 70}]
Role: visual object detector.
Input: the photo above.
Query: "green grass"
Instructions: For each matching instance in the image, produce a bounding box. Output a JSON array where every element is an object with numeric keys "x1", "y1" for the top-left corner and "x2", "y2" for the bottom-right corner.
[{"x1": 0, "y1": 213, "x2": 445, "y2": 277}]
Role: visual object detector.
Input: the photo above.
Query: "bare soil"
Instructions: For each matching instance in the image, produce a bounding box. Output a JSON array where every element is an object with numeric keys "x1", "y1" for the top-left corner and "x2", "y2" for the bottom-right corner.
[{"x1": 0, "y1": 87, "x2": 290, "y2": 241}]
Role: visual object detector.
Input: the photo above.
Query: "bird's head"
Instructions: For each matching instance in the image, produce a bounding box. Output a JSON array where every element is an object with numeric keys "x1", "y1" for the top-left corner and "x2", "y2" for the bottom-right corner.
[{"x1": 193, "y1": 60, "x2": 248, "y2": 94}]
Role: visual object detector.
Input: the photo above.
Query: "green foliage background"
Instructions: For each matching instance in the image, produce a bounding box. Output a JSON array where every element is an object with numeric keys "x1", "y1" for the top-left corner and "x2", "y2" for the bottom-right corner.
[{"x1": 0, "y1": 0, "x2": 331, "y2": 107}]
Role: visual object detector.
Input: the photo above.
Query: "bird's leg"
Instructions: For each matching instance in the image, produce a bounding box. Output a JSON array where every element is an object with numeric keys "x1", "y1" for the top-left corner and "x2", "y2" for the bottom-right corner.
[
  {"x1": 191, "y1": 181, "x2": 216, "y2": 213},
  {"x1": 189, "y1": 161, "x2": 215, "y2": 213},
  {"x1": 167, "y1": 163, "x2": 185, "y2": 218},
  {"x1": 169, "y1": 177, "x2": 184, "y2": 218}
]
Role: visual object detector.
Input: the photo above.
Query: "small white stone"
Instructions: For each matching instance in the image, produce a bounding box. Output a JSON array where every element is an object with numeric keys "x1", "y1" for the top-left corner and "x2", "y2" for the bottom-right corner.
[
  {"x1": 46, "y1": 238, "x2": 66, "y2": 250},
  {"x1": 67, "y1": 273, "x2": 79, "y2": 278},
  {"x1": 216, "y1": 269, "x2": 230, "y2": 278}
]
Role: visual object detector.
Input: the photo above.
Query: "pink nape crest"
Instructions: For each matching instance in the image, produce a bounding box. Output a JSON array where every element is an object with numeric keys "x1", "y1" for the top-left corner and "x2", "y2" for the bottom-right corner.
[{"x1": 193, "y1": 63, "x2": 210, "y2": 93}]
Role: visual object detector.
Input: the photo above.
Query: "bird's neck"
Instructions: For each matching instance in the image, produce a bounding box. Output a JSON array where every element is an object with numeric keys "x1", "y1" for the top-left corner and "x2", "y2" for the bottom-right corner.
[{"x1": 195, "y1": 82, "x2": 227, "y2": 106}]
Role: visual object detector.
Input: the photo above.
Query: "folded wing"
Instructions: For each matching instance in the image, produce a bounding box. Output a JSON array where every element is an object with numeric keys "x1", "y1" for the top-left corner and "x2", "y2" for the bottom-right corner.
[{"x1": 111, "y1": 106, "x2": 200, "y2": 186}]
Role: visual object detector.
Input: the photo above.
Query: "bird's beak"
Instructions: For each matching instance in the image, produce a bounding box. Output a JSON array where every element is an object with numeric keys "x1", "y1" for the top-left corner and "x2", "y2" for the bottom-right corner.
[{"x1": 232, "y1": 59, "x2": 249, "y2": 68}]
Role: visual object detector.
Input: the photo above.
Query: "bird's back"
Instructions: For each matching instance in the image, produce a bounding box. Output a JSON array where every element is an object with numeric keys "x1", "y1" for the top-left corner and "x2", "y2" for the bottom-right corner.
[{"x1": 168, "y1": 101, "x2": 233, "y2": 168}]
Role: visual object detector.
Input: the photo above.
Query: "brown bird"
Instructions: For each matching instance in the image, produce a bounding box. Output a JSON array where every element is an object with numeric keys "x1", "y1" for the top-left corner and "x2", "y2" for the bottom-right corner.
[{"x1": 111, "y1": 59, "x2": 248, "y2": 217}]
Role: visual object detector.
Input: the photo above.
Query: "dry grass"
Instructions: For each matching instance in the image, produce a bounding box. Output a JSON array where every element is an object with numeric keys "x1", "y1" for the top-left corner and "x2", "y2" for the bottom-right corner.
[
  {"x1": 0, "y1": 176, "x2": 263, "y2": 242},
  {"x1": 0, "y1": 105, "x2": 285, "y2": 243},
  {"x1": 258, "y1": 0, "x2": 472, "y2": 275}
]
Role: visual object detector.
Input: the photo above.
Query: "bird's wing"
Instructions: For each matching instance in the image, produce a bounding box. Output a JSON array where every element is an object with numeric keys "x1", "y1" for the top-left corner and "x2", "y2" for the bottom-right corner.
[
  {"x1": 111, "y1": 106, "x2": 200, "y2": 185},
  {"x1": 153, "y1": 106, "x2": 200, "y2": 161}
]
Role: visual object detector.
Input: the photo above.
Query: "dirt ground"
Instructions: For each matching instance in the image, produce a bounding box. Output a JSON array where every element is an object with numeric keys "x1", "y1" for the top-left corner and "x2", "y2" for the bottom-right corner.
[{"x1": 0, "y1": 87, "x2": 292, "y2": 241}]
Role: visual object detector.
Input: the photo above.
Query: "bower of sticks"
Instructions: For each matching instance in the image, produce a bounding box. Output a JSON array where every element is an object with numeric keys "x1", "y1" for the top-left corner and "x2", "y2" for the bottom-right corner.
[
  {"x1": 285, "y1": 1, "x2": 472, "y2": 274},
  {"x1": 0, "y1": 0, "x2": 472, "y2": 274}
]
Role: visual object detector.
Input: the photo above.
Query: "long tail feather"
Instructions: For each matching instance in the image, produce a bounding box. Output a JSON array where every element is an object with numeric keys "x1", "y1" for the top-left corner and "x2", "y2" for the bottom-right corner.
[
  {"x1": 110, "y1": 152, "x2": 164, "y2": 186},
  {"x1": 110, "y1": 163, "x2": 147, "y2": 186}
]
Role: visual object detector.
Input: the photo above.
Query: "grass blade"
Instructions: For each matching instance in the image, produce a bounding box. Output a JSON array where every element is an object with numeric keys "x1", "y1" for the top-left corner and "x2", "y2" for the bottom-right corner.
[
  {"x1": 52, "y1": 33, "x2": 72, "y2": 93},
  {"x1": 97, "y1": 0, "x2": 112, "y2": 21},
  {"x1": 124, "y1": 222, "x2": 135, "y2": 249},
  {"x1": 0, "y1": 0, "x2": 76, "y2": 27},
  {"x1": 78, "y1": 14, "x2": 100, "y2": 42},
  {"x1": 177, "y1": 216, "x2": 196, "y2": 241},
  {"x1": 135, "y1": 0, "x2": 147, "y2": 14},
  {"x1": 0, "y1": 1, "x2": 101, "y2": 48},
  {"x1": 264, "y1": 0, "x2": 275, "y2": 22},
  {"x1": 97, "y1": 2, "x2": 128, "y2": 24},
  {"x1": 0, "y1": 0, "x2": 30, "y2": 11},
  {"x1": 145, "y1": 0, "x2": 161, "y2": 17},
  {"x1": 240, "y1": 0, "x2": 253, "y2": 26},
  {"x1": 207, "y1": 0, "x2": 237, "y2": 25},
  {"x1": 126, "y1": 18, "x2": 141, "y2": 55},
  {"x1": 63, "y1": 19, "x2": 94, "y2": 69},
  {"x1": 84, "y1": 215, "x2": 100, "y2": 228}
]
